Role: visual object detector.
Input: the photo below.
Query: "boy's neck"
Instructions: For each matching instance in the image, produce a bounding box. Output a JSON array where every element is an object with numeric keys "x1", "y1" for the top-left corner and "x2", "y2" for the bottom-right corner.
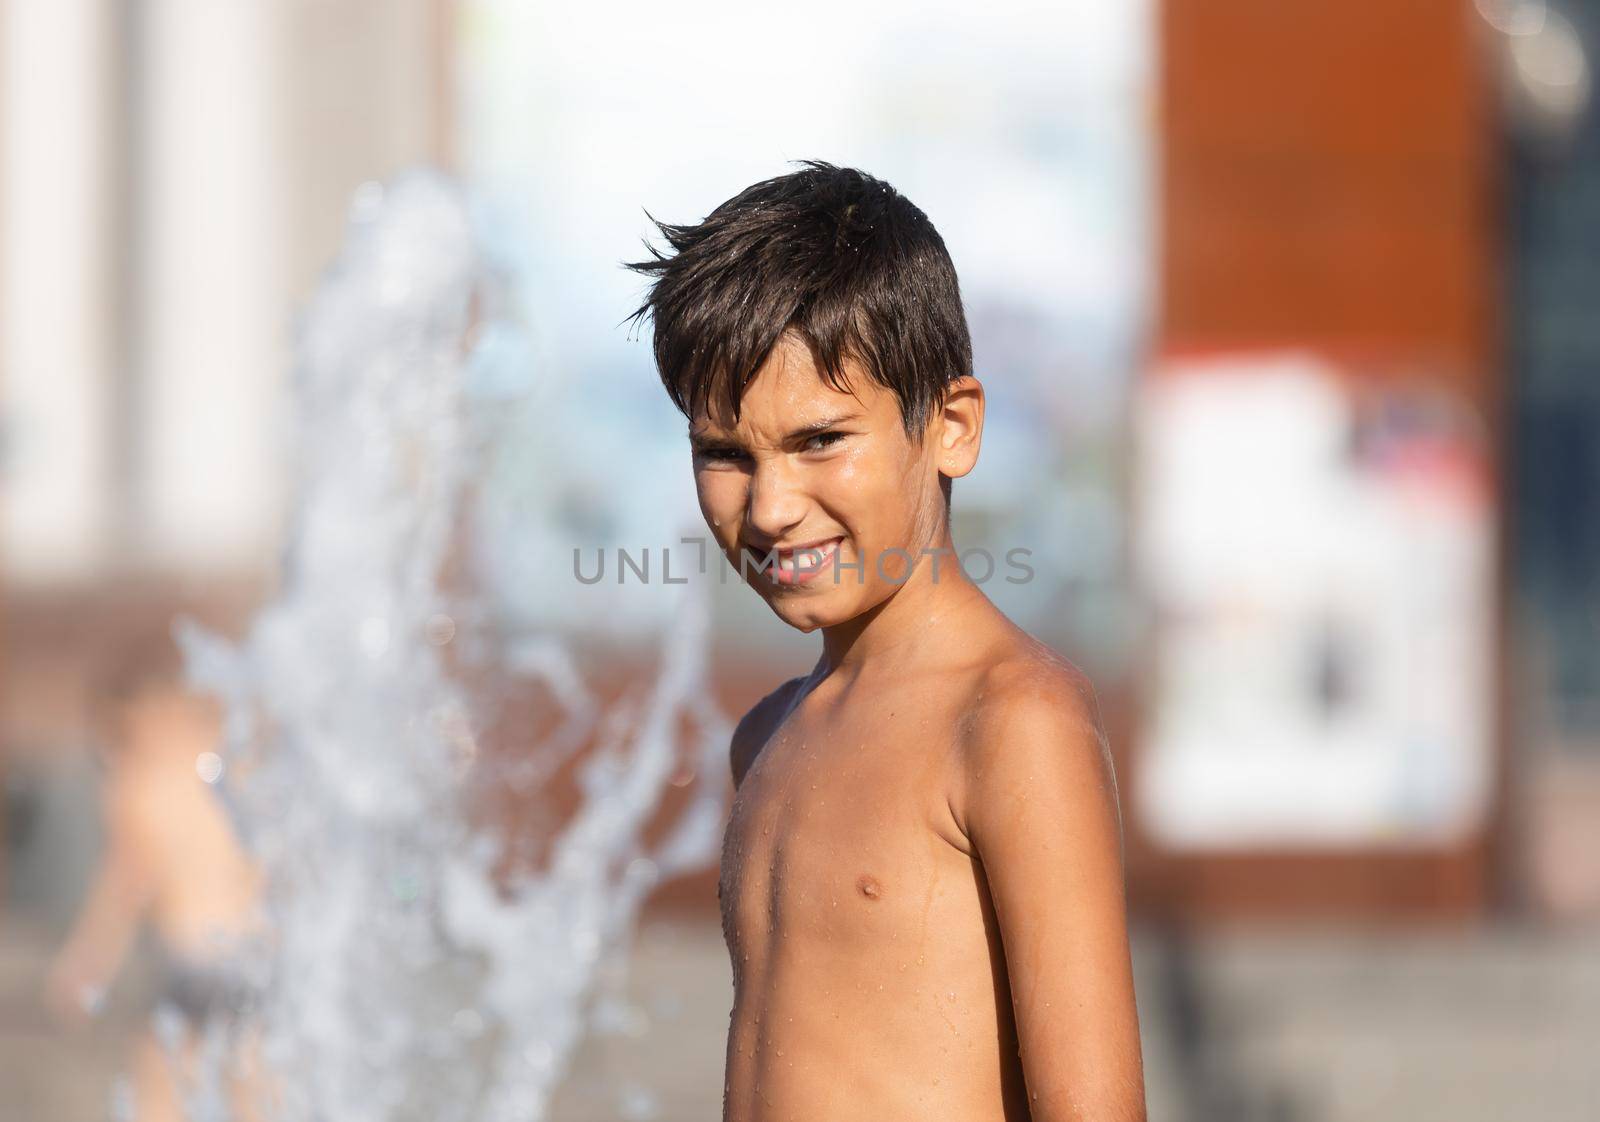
[{"x1": 817, "y1": 527, "x2": 990, "y2": 682}]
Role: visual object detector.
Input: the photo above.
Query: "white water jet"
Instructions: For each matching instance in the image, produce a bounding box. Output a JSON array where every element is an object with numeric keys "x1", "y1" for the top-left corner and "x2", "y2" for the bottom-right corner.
[{"x1": 171, "y1": 167, "x2": 728, "y2": 1122}]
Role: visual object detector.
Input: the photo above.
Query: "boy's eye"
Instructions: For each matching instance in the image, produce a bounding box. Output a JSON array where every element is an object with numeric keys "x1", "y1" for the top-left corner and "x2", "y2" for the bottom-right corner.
[
  {"x1": 803, "y1": 431, "x2": 846, "y2": 452},
  {"x1": 694, "y1": 432, "x2": 846, "y2": 462}
]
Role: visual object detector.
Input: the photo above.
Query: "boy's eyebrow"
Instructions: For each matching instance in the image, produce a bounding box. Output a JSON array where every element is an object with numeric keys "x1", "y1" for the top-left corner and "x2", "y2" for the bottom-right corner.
[{"x1": 688, "y1": 411, "x2": 863, "y2": 446}]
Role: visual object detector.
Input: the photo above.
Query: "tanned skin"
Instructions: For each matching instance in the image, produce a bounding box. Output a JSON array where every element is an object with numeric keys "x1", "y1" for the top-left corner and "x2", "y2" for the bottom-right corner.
[{"x1": 693, "y1": 331, "x2": 1146, "y2": 1121}]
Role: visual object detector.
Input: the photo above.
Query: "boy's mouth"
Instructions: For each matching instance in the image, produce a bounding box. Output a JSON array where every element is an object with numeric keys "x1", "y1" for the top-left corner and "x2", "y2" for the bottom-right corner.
[{"x1": 762, "y1": 536, "x2": 844, "y2": 587}]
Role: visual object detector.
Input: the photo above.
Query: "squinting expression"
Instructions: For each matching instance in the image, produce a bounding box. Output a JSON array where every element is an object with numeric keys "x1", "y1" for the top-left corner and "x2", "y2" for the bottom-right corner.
[{"x1": 689, "y1": 332, "x2": 949, "y2": 633}]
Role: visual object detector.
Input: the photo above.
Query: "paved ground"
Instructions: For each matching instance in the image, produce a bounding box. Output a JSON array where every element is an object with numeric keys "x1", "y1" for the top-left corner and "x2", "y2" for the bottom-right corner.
[{"x1": 4, "y1": 913, "x2": 1597, "y2": 1121}]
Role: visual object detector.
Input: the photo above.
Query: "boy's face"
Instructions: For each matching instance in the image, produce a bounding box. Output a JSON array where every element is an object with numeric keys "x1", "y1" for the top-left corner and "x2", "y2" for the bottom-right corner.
[{"x1": 689, "y1": 333, "x2": 949, "y2": 633}]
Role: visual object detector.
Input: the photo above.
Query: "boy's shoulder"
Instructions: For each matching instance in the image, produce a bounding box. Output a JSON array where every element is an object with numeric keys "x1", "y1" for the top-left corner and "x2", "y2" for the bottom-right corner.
[
  {"x1": 964, "y1": 629, "x2": 1102, "y2": 731},
  {"x1": 728, "y1": 673, "x2": 812, "y2": 788},
  {"x1": 950, "y1": 635, "x2": 1116, "y2": 832}
]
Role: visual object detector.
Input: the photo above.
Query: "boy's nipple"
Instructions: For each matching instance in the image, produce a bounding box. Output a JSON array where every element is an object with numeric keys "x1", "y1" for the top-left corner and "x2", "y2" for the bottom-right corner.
[{"x1": 856, "y1": 874, "x2": 883, "y2": 900}]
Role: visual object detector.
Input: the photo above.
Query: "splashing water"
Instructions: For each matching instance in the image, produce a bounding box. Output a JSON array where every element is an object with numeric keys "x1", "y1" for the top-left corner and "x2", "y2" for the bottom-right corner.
[{"x1": 171, "y1": 168, "x2": 729, "y2": 1122}]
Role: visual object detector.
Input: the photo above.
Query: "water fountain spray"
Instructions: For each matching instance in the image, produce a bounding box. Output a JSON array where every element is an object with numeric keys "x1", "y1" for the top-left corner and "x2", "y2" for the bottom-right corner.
[{"x1": 172, "y1": 168, "x2": 728, "y2": 1122}]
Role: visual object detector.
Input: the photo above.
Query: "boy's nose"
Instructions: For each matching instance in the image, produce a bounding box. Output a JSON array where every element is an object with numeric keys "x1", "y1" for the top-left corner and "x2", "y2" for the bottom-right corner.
[{"x1": 744, "y1": 458, "x2": 808, "y2": 546}]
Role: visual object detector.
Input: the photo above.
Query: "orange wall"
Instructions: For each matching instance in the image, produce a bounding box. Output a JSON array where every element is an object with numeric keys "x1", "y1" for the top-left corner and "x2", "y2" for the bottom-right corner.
[
  {"x1": 1160, "y1": 0, "x2": 1498, "y2": 399},
  {"x1": 1138, "y1": 1, "x2": 1504, "y2": 920}
]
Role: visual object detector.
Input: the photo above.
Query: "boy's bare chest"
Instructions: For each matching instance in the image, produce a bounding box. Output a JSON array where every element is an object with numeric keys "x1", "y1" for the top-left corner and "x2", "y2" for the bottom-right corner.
[{"x1": 718, "y1": 703, "x2": 966, "y2": 954}]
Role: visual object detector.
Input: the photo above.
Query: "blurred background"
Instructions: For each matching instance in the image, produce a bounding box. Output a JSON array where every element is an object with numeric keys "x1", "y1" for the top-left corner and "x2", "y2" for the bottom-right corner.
[{"x1": 2, "y1": 0, "x2": 1598, "y2": 1119}]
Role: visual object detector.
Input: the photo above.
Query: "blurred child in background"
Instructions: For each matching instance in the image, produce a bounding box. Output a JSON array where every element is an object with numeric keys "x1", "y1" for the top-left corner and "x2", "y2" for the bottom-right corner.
[{"x1": 41, "y1": 628, "x2": 271, "y2": 1121}]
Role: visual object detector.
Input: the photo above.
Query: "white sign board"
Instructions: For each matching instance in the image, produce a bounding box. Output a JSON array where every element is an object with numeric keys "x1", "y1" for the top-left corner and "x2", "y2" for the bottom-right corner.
[{"x1": 1135, "y1": 352, "x2": 1494, "y2": 848}]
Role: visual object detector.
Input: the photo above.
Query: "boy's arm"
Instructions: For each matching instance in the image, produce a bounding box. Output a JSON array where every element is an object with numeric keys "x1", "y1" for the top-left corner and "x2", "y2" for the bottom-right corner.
[
  {"x1": 43, "y1": 781, "x2": 155, "y2": 1024},
  {"x1": 961, "y1": 675, "x2": 1146, "y2": 1122}
]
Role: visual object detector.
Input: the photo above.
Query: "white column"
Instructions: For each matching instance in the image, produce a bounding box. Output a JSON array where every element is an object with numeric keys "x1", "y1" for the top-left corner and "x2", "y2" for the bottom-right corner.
[
  {"x1": 133, "y1": 0, "x2": 289, "y2": 573},
  {"x1": 1, "y1": 0, "x2": 117, "y2": 583}
]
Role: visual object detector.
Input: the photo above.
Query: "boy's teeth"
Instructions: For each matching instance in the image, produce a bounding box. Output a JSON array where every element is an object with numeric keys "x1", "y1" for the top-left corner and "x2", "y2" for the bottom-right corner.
[{"x1": 775, "y1": 540, "x2": 833, "y2": 572}]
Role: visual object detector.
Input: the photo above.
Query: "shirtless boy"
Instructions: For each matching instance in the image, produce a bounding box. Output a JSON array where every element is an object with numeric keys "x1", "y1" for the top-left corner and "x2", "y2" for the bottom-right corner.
[
  {"x1": 627, "y1": 161, "x2": 1145, "y2": 1121},
  {"x1": 44, "y1": 633, "x2": 269, "y2": 1120}
]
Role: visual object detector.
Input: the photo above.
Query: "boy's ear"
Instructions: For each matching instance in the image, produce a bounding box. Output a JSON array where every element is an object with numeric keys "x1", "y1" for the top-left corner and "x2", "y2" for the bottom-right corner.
[{"x1": 935, "y1": 376, "x2": 984, "y2": 479}]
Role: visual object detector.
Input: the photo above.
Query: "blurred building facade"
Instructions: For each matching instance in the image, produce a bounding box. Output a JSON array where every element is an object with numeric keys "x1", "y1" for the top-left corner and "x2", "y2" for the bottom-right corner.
[
  {"x1": 4, "y1": 0, "x2": 1600, "y2": 926},
  {"x1": 2, "y1": 0, "x2": 448, "y2": 585},
  {"x1": 1136, "y1": 0, "x2": 1600, "y2": 924},
  {"x1": 1136, "y1": 0, "x2": 1500, "y2": 919},
  {"x1": 0, "y1": 0, "x2": 449, "y2": 895}
]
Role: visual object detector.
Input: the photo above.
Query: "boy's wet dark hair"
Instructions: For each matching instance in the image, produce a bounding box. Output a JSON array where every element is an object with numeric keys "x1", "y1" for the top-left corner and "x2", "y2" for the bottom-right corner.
[{"x1": 624, "y1": 161, "x2": 973, "y2": 438}]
